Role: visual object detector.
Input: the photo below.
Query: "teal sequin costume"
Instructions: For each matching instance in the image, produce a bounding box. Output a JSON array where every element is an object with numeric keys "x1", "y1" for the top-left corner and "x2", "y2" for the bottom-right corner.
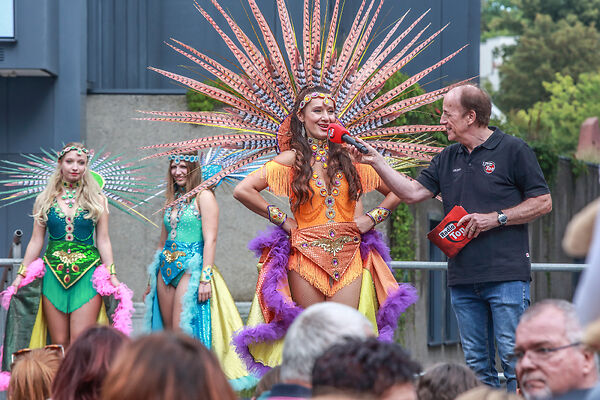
[
  {"x1": 146, "y1": 199, "x2": 212, "y2": 346},
  {"x1": 144, "y1": 196, "x2": 256, "y2": 390},
  {"x1": 42, "y1": 201, "x2": 100, "y2": 313}
]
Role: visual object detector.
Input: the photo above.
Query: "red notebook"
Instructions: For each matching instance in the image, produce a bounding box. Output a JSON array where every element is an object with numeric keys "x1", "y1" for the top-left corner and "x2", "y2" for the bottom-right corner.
[{"x1": 427, "y1": 206, "x2": 473, "y2": 259}]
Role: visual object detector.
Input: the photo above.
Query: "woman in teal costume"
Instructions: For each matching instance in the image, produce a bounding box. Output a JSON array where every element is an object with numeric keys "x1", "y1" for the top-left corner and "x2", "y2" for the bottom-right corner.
[
  {"x1": 144, "y1": 153, "x2": 253, "y2": 388},
  {"x1": 11, "y1": 142, "x2": 120, "y2": 347},
  {"x1": 145, "y1": 153, "x2": 216, "y2": 338}
]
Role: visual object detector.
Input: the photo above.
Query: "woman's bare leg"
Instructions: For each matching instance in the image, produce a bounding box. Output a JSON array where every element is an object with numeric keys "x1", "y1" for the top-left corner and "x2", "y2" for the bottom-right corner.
[
  {"x1": 157, "y1": 275, "x2": 175, "y2": 329},
  {"x1": 69, "y1": 294, "x2": 102, "y2": 343},
  {"x1": 288, "y1": 270, "x2": 325, "y2": 308},
  {"x1": 171, "y1": 273, "x2": 191, "y2": 332},
  {"x1": 42, "y1": 296, "x2": 69, "y2": 346},
  {"x1": 327, "y1": 275, "x2": 362, "y2": 308}
]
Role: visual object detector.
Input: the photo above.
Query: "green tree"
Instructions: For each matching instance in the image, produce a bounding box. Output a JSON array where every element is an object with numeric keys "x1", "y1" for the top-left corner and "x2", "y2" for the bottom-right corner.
[
  {"x1": 481, "y1": 0, "x2": 524, "y2": 39},
  {"x1": 495, "y1": 14, "x2": 600, "y2": 112},
  {"x1": 380, "y1": 71, "x2": 446, "y2": 145},
  {"x1": 511, "y1": 71, "x2": 600, "y2": 154},
  {"x1": 516, "y1": 0, "x2": 600, "y2": 27}
]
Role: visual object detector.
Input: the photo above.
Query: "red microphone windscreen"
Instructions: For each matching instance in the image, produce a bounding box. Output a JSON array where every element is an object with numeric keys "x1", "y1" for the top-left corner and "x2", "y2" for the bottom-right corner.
[{"x1": 327, "y1": 123, "x2": 348, "y2": 144}]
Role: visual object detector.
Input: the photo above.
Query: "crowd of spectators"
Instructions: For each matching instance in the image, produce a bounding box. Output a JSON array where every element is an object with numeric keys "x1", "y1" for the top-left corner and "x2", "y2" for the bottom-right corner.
[{"x1": 5, "y1": 300, "x2": 600, "y2": 399}]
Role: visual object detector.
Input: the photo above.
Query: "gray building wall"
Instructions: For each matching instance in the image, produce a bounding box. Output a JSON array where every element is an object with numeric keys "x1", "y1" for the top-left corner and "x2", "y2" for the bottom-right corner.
[{"x1": 0, "y1": 0, "x2": 87, "y2": 258}]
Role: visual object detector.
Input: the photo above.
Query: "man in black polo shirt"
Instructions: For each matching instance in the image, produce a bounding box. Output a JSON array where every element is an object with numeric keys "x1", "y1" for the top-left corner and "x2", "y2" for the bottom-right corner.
[{"x1": 352, "y1": 84, "x2": 552, "y2": 392}]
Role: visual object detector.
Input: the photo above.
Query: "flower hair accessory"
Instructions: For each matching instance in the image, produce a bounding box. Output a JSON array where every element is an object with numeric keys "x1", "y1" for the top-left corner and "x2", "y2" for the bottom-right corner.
[
  {"x1": 168, "y1": 154, "x2": 199, "y2": 164},
  {"x1": 58, "y1": 146, "x2": 89, "y2": 160},
  {"x1": 298, "y1": 92, "x2": 336, "y2": 111}
]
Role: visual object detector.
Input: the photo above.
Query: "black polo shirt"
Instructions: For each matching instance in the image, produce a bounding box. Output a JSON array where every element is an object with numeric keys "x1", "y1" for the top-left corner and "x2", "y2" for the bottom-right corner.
[{"x1": 416, "y1": 128, "x2": 550, "y2": 286}]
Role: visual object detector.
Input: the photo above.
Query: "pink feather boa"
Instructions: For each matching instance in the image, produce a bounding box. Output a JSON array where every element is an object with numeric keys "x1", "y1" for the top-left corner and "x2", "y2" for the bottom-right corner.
[
  {"x1": 0, "y1": 347, "x2": 8, "y2": 391},
  {"x1": 92, "y1": 265, "x2": 134, "y2": 336},
  {"x1": 0, "y1": 259, "x2": 134, "y2": 333},
  {"x1": 0, "y1": 261, "x2": 134, "y2": 391},
  {"x1": 0, "y1": 258, "x2": 46, "y2": 310}
]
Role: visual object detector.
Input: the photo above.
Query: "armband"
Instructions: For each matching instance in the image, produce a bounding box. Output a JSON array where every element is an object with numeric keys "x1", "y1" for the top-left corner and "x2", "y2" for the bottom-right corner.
[
  {"x1": 200, "y1": 264, "x2": 214, "y2": 283},
  {"x1": 267, "y1": 205, "x2": 287, "y2": 227},
  {"x1": 107, "y1": 263, "x2": 117, "y2": 275},
  {"x1": 366, "y1": 207, "x2": 391, "y2": 226},
  {"x1": 17, "y1": 263, "x2": 27, "y2": 277}
]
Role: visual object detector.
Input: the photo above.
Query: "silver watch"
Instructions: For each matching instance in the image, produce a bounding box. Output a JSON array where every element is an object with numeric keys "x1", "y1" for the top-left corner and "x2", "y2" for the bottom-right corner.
[{"x1": 497, "y1": 210, "x2": 508, "y2": 226}]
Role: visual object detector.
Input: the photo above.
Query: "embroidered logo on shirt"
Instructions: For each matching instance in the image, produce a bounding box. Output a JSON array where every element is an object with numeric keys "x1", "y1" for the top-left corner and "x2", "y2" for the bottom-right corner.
[{"x1": 482, "y1": 161, "x2": 495, "y2": 174}]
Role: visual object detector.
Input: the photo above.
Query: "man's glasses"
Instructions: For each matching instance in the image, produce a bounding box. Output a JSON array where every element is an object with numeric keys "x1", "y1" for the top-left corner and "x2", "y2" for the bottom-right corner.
[
  {"x1": 510, "y1": 341, "x2": 582, "y2": 362},
  {"x1": 11, "y1": 344, "x2": 65, "y2": 364}
]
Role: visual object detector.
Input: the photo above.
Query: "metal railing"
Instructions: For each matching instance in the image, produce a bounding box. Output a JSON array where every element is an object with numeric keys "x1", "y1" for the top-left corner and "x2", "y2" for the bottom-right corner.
[{"x1": 390, "y1": 261, "x2": 587, "y2": 272}]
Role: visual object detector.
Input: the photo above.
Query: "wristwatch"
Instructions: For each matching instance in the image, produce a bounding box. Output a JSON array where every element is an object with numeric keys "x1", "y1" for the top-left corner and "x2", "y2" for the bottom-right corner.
[{"x1": 497, "y1": 210, "x2": 508, "y2": 226}]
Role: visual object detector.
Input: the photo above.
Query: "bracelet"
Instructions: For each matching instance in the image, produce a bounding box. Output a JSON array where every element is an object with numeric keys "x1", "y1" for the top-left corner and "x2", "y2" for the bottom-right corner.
[
  {"x1": 200, "y1": 264, "x2": 214, "y2": 283},
  {"x1": 17, "y1": 263, "x2": 27, "y2": 277},
  {"x1": 107, "y1": 263, "x2": 116, "y2": 275},
  {"x1": 267, "y1": 205, "x2": 287, "y2": 227},
  {"x1": 366, "y1": 207, "x2": 391, "y2": 226}
]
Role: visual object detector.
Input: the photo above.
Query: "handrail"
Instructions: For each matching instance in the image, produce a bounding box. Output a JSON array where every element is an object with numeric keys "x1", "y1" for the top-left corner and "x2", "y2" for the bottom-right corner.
[
  {"x1": 390, "y1": 261, "x2": 588, "y2": 272},
  {"x1": 0, "y1": 258, "x2": 22, "y2": 267},
  {"x1": 1, "y1": 259, "x2": 587, "y2": 272}
]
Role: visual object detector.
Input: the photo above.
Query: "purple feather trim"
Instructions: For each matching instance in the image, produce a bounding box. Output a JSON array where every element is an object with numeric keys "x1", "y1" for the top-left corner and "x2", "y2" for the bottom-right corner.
[
  {"x1": 376, "y1": 283, "x2": 418, "y2": 342},
  {"x1": 360, "y1": 229, "x2": 391, "y2": 264},
  {"x1": 235, "y1": 227, "x2": 302, "y2": 376},
  {"x1": 235, "y1": 226, "x2": 417, "y2": 374}
]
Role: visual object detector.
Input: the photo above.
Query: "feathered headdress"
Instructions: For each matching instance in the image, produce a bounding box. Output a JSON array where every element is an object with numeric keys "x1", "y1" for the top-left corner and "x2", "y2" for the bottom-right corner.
[
  {"x1": 140, "y1": 0, "x2": 470, "y2": 208},
  {"x1": 0, "y1": 148, "x2": 157, "y2": 224}
]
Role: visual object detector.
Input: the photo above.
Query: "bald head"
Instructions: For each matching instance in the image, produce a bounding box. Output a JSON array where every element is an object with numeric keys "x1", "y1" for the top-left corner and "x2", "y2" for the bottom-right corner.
[{"x1": 447, "y1": 85, "x2": 491, "y2": 128}]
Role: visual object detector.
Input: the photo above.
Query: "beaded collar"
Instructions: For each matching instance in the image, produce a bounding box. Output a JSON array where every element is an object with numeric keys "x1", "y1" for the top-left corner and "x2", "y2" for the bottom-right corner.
[
  {"x1": 308, "y1": 137, "x2": 329, "y2": 169},
  {"x1": 61, "y1": 181, "x2": 80, "y2": 208}
]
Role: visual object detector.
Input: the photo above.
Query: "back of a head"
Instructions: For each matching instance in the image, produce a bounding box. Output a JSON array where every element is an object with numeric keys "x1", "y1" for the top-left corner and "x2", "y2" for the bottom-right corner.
[
  {"x1": 52, "y1": 325, "x2": 128, "y2": 400},
  {"x1": 417, "y1": 363, "x2": 480, "y2": 400},
  {"x1": 9, "y1": 349, "x2": 62, "y2": 400},
  {"x1": 100, "y1": 332, "x2": 237, "y2": 400},
  {"x1": 456, "y1": 386, "x2": 522, "y2": 400},
  {"x1": 312, "y1": 337, "x2": 421, "y2": 398},
  {"x1": 280, "y1": 302, "x2": 374, "y2": 383},
  {"x1": 254, "y1": 365, "x2": 281, "y2": 399}
]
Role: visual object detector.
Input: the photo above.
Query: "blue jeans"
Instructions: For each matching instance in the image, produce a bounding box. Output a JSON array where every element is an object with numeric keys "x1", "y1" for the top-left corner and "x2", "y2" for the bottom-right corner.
[{"x1": 450, "y1": 281, "x2": 530, "y2": 392}]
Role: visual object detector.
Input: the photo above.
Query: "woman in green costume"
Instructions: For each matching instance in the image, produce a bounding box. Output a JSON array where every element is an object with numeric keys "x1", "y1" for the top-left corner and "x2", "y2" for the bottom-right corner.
[
  {"x1": 144, "y1": 153, "x2": 254, "y2": 389},
  {"x1": 11, "y1": 142, "x2": 120, "y2": 347}
]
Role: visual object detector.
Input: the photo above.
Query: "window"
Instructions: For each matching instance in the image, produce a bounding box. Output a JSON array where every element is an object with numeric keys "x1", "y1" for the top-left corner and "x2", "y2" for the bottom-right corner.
[{"x1": 0, "y1": 0, "x2": 15, "y2": 39}]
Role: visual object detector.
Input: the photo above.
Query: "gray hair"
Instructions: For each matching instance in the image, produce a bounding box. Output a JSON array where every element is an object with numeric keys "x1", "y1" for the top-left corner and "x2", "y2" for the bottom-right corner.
[
  {"x1": 520, "y1": 299, "x2": 583, "y2": 342},
  {"x1": 279, "y1": 302, "x2": 374, "y2": 383}
]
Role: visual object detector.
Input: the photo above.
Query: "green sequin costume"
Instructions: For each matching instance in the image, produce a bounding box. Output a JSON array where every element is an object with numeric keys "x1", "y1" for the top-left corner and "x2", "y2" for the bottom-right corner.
[{"x1": 41, "y1": 201, "x2": 101, "y2": 313}]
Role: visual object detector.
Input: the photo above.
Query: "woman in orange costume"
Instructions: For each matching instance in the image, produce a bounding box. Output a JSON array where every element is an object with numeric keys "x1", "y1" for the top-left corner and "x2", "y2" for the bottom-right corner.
[{"x1": 232, "y1": 86, "x2": 418, "y2": 375}]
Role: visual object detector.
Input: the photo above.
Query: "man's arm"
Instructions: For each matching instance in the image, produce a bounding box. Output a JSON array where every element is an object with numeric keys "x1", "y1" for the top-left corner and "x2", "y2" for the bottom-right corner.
[
  {"x1": 458, "y1": 194, "x2": 552, "y2": 238},
  {"x1": 351, "y1": 139, "x2": 434, "y2": 203}
]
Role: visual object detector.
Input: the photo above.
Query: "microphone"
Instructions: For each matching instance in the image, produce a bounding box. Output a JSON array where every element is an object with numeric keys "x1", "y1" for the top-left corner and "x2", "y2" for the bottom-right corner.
[{"x1": 327, "y1": 123, "x2": 369, "y2": 154}]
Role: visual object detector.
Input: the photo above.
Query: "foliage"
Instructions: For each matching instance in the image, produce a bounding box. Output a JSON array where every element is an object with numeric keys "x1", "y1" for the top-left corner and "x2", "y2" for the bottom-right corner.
[
  {"x1": 481, "y1": 0, "x2": 600, "y2": 39},
  {"x1": 389, "y1": 203, "x2": 415, "y2": 262},
  {"x1": 186, "y1": 85, "x2": 224, "y2": 112},
  {"x1": 481, "y1": 0, "x2": 525, "y2": 40},
  {"x1": 516, "y1": 0, "x2": 600, "y2": 28},
  {"x1": 380, "y1": 71, "x2": 446, "y2": 146},
  {"x1": 495, "y1": 14, "x2": 600, "y2": 112},
  {"x1": 530, "y1": 141, "x2": 560, "y2": 186},
  {"x1": 510, "y1": 71, "x2": 600, "y2": 155}
]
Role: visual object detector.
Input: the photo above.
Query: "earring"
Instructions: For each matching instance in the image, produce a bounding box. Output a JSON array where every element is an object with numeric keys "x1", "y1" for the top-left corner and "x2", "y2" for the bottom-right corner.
[{"x1": 301, "y1": 123, "x2": 306, "y2": 138}]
